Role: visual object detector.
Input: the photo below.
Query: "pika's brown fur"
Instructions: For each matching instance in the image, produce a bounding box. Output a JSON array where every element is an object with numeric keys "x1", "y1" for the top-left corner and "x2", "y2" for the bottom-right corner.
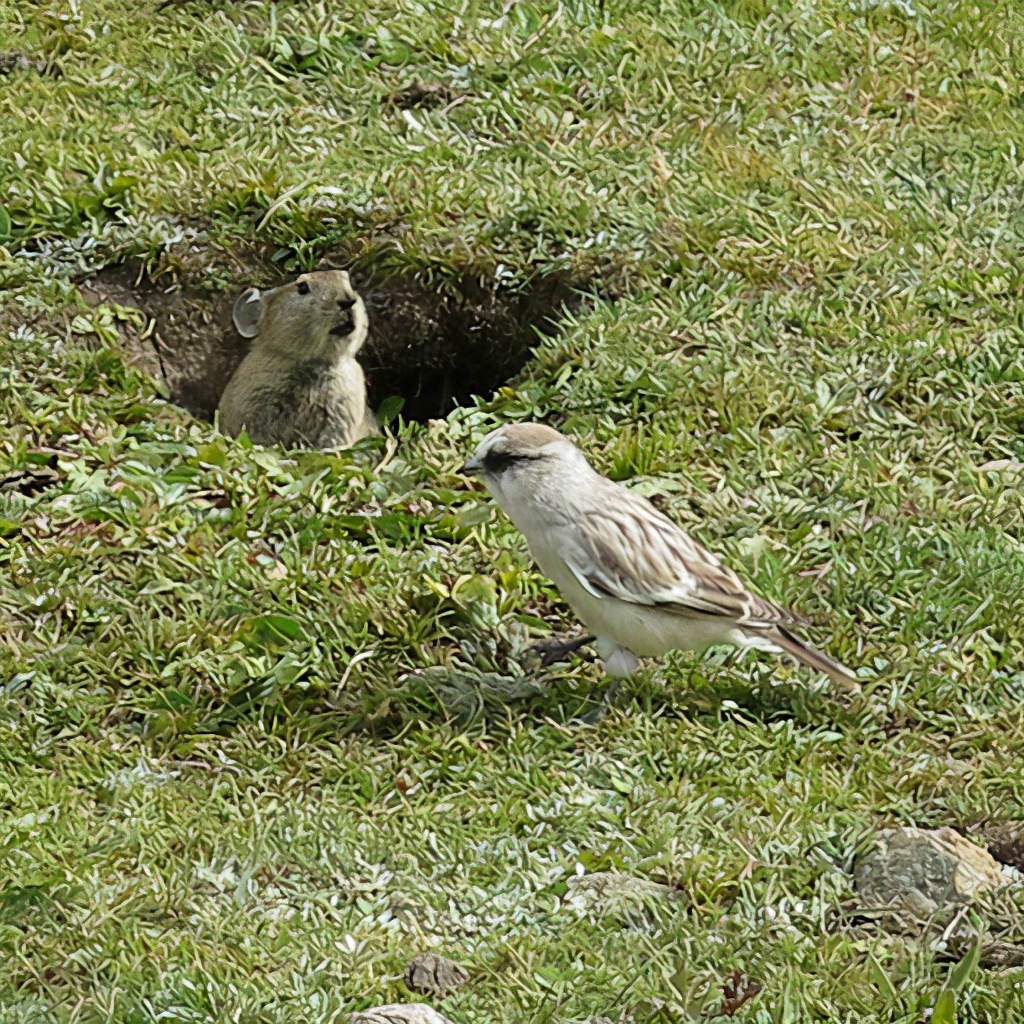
[{"x1": 217, "y1": 270, "x2": 379, "y2": 450}]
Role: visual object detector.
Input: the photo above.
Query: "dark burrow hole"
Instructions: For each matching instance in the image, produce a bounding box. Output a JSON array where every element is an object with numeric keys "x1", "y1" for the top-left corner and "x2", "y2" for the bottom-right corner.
[{"x1": 79, "y1": 259, "x2": 587, "y2": 424}]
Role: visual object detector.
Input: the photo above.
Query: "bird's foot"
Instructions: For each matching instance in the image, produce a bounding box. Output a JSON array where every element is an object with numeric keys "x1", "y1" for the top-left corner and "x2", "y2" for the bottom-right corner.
[{"x1": 524, "y1": 634, "x2": 596, "y2": 668}]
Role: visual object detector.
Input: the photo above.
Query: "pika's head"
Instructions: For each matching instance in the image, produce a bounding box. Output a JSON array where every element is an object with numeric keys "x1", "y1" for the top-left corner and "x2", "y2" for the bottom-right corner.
[{"x1": 232, "y1": 270, "x2": 369, "y2": 358}]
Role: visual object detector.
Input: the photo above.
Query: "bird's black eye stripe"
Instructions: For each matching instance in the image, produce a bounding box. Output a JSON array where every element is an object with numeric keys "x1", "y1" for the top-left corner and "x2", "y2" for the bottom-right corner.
[
  {"x1": 482, "y1": 452, "x2": 513, "y2": 473},
  {"x1": 482, "y1": 451, "x2": 542, "y2": 472},
  {"x1": 296, "y1": 281, "x2": 311, "y2": 295}
]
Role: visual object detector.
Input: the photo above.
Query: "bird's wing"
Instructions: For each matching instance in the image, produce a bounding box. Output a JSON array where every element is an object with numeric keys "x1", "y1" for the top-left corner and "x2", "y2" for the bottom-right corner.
[{"x1": 561, "y1": 482, "x2": 792, "y2": 627}]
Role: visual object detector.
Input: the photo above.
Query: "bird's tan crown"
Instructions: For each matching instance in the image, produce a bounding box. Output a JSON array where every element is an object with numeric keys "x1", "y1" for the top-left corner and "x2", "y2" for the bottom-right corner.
[{"x1": 490, "y1": 422, "x2": 568, "y2": 453}]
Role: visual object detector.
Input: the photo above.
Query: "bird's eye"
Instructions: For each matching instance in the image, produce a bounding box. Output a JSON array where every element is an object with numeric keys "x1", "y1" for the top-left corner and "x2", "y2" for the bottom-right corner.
[
  {"x1": 482, "y1": 451, "x2": 519, "y2": 473},
  {"x1": 296, "y1": 281, "x2": 311, "y2": 295}
]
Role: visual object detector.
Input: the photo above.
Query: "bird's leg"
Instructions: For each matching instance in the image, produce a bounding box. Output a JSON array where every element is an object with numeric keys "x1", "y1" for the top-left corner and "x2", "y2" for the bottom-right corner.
[
  {"x1": 569, "y1": 638, "x2": 635, "y2": 722},
  {"x1": 599, "y1": 676, "x2": 622, "y2": 713},
  {"x1": 575, "y1": 677, "x2": 622, "y2": 725},
  {"x1": 527, "y1": 634, "x2": 597, "y2": 666}
]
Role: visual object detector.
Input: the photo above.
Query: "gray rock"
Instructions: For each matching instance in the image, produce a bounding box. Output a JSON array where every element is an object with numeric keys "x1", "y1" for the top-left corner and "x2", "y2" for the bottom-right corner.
[
  {"x1": 350, "y1": 1005, "x2": 456, "y2": 1024},
  {"x1": 405, "y1": 952, "x2": 470, "y2": 998},
  {"x1": 854, "y1": 827, "x2": 1005, "y2": 923}
]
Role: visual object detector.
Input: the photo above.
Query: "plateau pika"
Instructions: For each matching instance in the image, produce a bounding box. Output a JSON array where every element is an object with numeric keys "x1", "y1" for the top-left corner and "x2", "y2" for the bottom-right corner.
[{"x1": 217, "y1": 270, "x2": 379, "y2": 450}]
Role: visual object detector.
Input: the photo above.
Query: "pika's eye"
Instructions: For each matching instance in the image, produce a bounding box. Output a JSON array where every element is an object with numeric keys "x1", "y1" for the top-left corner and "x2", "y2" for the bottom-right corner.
[{"x1": 296, "y1": 281, "x2": 311, "y2": 296}]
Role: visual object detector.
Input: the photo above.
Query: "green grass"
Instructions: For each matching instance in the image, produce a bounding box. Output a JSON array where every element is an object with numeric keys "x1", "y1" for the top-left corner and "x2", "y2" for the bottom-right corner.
[{"x1": 3, "y1": 0, "x2": 1024, "y2": 1021}]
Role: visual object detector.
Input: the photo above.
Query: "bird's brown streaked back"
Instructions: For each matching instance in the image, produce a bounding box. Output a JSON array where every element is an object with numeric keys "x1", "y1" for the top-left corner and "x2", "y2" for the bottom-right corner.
[{"x1": 575, "y1": 478, "x2": 798, "y2": 626}]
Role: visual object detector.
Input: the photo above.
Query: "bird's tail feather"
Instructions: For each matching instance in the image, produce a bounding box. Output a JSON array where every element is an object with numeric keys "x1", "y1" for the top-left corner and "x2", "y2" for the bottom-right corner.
[{"x1": 769, "y1": 626, "x2": 861, "y2": 695}]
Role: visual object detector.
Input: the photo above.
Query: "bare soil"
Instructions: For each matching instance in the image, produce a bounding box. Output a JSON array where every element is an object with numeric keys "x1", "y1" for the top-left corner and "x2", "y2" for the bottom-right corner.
[{"x1": 79, "y1": 257, "x2": 585, "y2": 423}]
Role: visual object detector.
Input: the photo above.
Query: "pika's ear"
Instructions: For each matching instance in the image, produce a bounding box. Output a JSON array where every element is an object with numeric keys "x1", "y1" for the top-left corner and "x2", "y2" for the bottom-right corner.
[{"x1": 232, "y1": 287, "x2": 262, "y2": 339}]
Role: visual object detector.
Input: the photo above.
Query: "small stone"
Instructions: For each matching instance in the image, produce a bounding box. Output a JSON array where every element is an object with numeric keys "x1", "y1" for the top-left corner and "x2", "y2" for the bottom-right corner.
[
  {"x1": 405, "y1": 952, "x2": 470, "y2": 998},
  {"x1": 350, "y1": 1005, "x2": 456, "y2": 1024},
  {"x1": 854, "y1": 827, "x2": 1005, "y2": 924}
]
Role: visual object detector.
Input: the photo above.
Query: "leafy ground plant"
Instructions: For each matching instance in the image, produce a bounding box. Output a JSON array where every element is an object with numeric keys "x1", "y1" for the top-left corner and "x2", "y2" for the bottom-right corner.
[{"x1": 2, "y1": 0, "x2": 1024, "y2": 1021}]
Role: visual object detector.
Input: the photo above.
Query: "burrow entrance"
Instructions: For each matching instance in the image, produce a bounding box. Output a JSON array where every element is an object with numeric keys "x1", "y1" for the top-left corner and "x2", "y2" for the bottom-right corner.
[{"x1": 79, "y1": 259, "x2": 586, "y2": 424}]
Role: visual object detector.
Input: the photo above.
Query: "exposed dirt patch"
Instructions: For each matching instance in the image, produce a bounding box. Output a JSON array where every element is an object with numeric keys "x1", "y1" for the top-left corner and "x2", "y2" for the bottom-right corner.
[
  {"x1": 79, "y1": 257, "x2": 585, "y2": 423},
  {"x1": 385, "y1": 80, "x2": 457, "y2": 110},
  {"x1": 972, "y1": 820, "x2": 1024, "y2": 872},
  {"x1": 80, "y1": 263, "x2": 245, "y2": 419},
  {"x1": 0, "y1": 456, "x2": 61, "y2": 498},
  {"x1": 357, "y1": 268, "x2": 580, "y2": 421},
  {"x1": 0, "y1": 51, "x2": 62, "y2": 79}
]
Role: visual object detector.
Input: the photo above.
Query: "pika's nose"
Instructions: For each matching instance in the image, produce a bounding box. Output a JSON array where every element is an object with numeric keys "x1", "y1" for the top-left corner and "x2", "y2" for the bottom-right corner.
[{"x1": 338, "y1": 298, "x2": 356, "y2": 310}]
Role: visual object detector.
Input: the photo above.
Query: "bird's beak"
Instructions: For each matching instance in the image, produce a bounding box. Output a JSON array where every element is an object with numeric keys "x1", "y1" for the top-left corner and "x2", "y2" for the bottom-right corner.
[{"x1": 460, "y1": 455, "x2": 482, "y2": 477}]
